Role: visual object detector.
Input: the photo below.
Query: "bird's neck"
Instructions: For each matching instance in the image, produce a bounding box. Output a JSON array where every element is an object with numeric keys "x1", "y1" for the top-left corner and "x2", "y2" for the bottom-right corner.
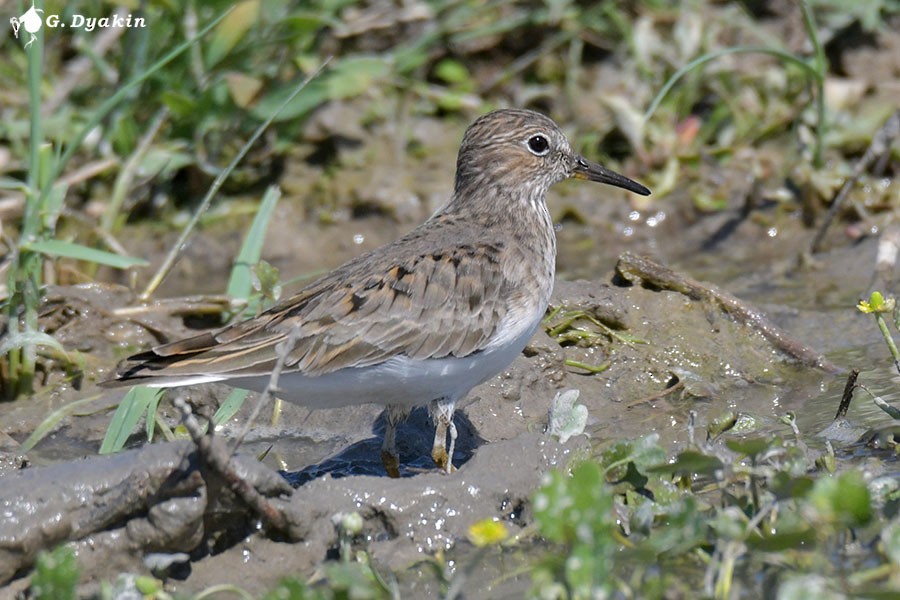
[
  {"x1": 445, "y1": 176, "x2": 552, "y2": 226},
  {"x1": 439, "y1": 180, "x2": 557, "y2": 283}
]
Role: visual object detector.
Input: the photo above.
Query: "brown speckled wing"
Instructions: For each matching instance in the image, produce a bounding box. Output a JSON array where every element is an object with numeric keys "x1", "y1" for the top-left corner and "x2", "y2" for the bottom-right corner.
[{"x1": 115, "y1": 234, "x2": 509, "y2": 381}]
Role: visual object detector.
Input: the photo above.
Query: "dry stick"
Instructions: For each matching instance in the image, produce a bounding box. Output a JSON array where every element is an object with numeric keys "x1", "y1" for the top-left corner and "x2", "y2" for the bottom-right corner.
[
  {"x1": 139, "y1": 58, "x2": 333, "y2": 300},
  {"x1": 0, "y1": 158, "x2": 119, "y2": 222},
  {"x1": 58, "y1": 158, "x2": 120, "y2": 188},
  {"x1": 810, "y1": 110, "x2": 900, "y2": 254},
  {"x1": 112, "y1": 294, "x2": 233, "y2": 317},
  {"x1": 615, "y1": 252, "x2": 842, "y2": 374},
  {"x1": 172, "y1": 395, "x2": 289, "y2": 532},
  {"x1": 42, "y1": 27, "x2": 124, "y2": 115},
  {"x1": 833, "y1": 368, "x2": 860, "y2": 421},
  {"x1": 622, "y1": 379, "x2": 686, "y2": 408},
  {"x1": 230, "y1": 323, "x2": 303, "y2": 455}
]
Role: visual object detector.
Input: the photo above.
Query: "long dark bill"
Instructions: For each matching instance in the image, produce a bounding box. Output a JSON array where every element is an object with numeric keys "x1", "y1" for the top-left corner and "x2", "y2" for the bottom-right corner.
[{"x1": 572, "y1": 156, "x2": 651, "y2": 196}]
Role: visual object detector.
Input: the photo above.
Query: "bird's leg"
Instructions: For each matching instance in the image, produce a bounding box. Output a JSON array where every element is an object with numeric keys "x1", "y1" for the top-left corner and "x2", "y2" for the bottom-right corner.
[
  {"x1": 445, "y1": 420, "x2": 458, "y2": 475},
  {"x1": 381, "y1": 405, "x2": 407, "y2": 478},
  {"x1": 430, "y1": 398, "x2": 457, "y2": 473},
  {"x1": 431, "y1": 418, "x2": 448, "y2": 471}
]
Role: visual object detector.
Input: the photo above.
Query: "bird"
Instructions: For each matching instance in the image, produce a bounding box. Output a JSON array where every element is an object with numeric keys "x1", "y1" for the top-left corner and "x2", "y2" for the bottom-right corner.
[{"x1": 106, "y1": 108, "x2": 651, "y2": 477}]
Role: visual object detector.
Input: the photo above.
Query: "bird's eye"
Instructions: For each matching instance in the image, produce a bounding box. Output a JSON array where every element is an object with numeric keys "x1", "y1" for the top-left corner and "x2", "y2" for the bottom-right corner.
[{"x1": 527, "y1": 135, "x2": 550, "y2": 156}]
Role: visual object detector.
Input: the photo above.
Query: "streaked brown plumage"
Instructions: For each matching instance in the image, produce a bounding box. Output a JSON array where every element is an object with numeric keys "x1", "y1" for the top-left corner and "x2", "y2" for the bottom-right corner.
[{"x1": 107, "y1": 108, "x2": 651, "y2": 476}]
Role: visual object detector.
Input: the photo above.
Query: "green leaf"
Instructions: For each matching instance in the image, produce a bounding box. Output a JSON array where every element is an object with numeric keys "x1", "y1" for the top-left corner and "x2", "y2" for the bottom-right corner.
[
  {"x1": 324, "y1": 56, "x2": 391, "y2": 99},
  {"x1": 252, "y1": 260, "x2": 282, "y2": 302},
  {"x1": 533, "y1": 461, "x2": 616, "y2": 596},
  {"x1": 226, "y1": 186, "x2": 281, "y2": 308},
  {"x1": 250, "y1": 57, "x2": 389, "y2": 123},
  {"x1": 707, "y1": 410, "x2": 738, "y2": 437},
  {"x1": 601, "y1": 434, "x2": 666, "y2": 474},
  {"x1": 811, "y1": 470, "x2": 873, "y2": 527},
  {"x1": 206, "y1": 0, "x2": 259, "y2": 69},
  {"x1": 747, "y1": 526, "x2": 817, "y2": 551},
  {"x1": 434, "y1": 58, "x2": 471, "y2": 85},
  {"x1": 26, "y1": 239, "x2": 148, "y2": 269},
  {"x1": 725, "y1": 437, "x2": 772, "y2": 457},
  {"x1": 160, "y1": 90, "x2": 197, "y2": 118},
  {"x1": 649, "y1": 450, "x2": 724, "y2": 476},
  {"x1": 771, "y1": 472, "x2": 815, "y2": 500},
  {"x1": 100, "y1": 386, "x2": 165, "y2": 454},
  {"x1": 249, "y1": 76, "x2": 329, "y2": 122}
]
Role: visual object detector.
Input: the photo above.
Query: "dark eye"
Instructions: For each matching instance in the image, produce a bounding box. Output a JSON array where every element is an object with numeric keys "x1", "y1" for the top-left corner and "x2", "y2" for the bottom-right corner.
[{"x1": 527, "y1": 135, "x2": 550, "y2": 156}]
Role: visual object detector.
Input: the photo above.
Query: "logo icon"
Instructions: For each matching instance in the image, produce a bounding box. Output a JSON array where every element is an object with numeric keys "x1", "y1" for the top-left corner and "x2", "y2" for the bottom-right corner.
[{"x1": 10, "y1": 4, "x2": 44, "y2": 49}]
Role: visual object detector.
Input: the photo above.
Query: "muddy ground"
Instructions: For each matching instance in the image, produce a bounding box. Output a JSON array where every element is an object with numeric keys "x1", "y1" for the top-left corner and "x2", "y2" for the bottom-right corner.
[
  {"x1": 1, "y1": 191, "x2": 894, "y2": 597},
  {"x1": 2, "y1": 19, "x2": 900, "y2": 597}
]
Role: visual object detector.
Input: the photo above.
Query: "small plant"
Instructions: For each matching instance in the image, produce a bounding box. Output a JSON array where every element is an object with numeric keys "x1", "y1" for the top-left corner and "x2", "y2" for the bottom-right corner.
[
  {"x1": 532, "y1": 461, "x2": 617, "y2": 598},
  {"x1": 2, "y1": 10, "x2": 229, "y2": 399},
  {"x1": 30, "y1": 545, "x2": 80, "y2": 600},
  {"x1": 530, "y1": 429, "x2": 893, "y2": 598},
  {"x1": 858, "y1": 290, "x2": 900, "y2": 374},
  {"x1": 645, "y1": 0, "x2": 828, "y2": 167},
  {"x1": 856, "y1": 290, "x2": 900, "y2": 421}
]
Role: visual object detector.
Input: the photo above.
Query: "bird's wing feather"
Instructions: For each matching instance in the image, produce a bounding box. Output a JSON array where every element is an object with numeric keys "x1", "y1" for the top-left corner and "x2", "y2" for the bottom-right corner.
[{"x1": 113, "y1": 235, "x2": 511, "y2": 382}]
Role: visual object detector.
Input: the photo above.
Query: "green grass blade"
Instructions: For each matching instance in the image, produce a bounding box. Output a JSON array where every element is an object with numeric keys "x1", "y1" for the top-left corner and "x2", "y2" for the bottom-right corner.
[
  {"x1": 644, "y1": 46, "x2": 821, "y2": 122},
  {"x1": 0, "y1": 176, "x2": 27, "y2": 190},
  {"x1": 25, "y1": 239, "x2": 149, "y2": 269},
  {"x1": 140, "y1": 58, "x2": 331, "y2": 300},
  {"x1": 213, "y1": 389, "x2": 250, "y2": 426},
  {"x1": 226, "y1": 185, "x2": 281, "y2": 306},
  {"x1": 0, "y1": 330, "x2": 69, "y2": 357},
  {"x1": 145, "y1": 390, "x2": 163, "y2": 443},
  {"x1": 100, "y1": 386, "x2": 164, "y2": 454},
  {"x1": 206, "y1": 0, "x2": 259, "y2": 69},
  {"x1": 20, "y1": 395, "x2": 102, "y2": 453}
]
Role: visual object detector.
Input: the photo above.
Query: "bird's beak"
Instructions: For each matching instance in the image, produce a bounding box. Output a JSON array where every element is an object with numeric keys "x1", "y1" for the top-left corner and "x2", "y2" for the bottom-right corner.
[{"x1": 572, "y1": 156, "x2": 651, "y2": 196}]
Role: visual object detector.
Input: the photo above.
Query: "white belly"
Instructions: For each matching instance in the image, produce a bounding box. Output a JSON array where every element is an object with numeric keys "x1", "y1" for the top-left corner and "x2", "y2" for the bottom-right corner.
[{"x1": 227, "y1": 313, "x2": 542, "y2": 409}]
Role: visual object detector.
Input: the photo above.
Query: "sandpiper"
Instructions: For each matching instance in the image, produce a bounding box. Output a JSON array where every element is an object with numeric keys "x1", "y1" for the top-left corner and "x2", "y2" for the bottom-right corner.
[{"x1": 107, "y1": 109, "x2": 650, "y2": 477}]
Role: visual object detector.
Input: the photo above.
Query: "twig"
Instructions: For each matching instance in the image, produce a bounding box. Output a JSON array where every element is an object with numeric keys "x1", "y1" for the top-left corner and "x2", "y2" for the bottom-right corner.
[
  {"x1": 616, "y1": 252, "x2": 841, "y2": 373},
  {"x1": 622, "y1": 379, "x2": 686, "y2": 408},
  {"x1": 230, "y1": 323, "x2": 302, "y2": 455},
  {"x1": 172, "y1": 395, "x2": 289, "y2": 532},
  {"x1": 0, "y1": 159, "x2": 120, "y2": 221},
  {"x1": 833, "y1": 368, "x2": 859, "y2": 420},
  {"x1": 111, "y1": 294, "x2": 234, "y2": 317},
  {"x1": 810, "y1": 110, "x2": 900, "y2": 253},
  {"x1": 42, "y1": 28, "x2": 124, "y2": 115},
  {"x1": 139, "y1": 58, "x2": 333, "y2": 300},
  {"x1": 58, "y1": 158, "x2": 120, "y2": 188}
]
